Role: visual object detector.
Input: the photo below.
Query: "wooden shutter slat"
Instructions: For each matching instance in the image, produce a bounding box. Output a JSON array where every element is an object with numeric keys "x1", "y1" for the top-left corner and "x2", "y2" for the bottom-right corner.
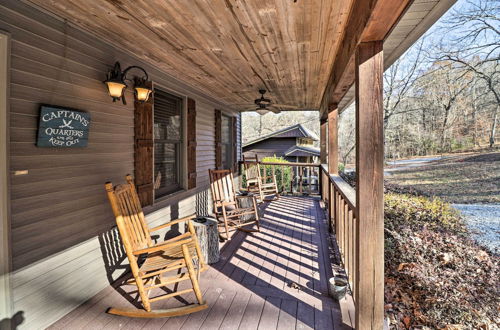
[
  {"x1": 214, "y1": 109, "x2": 222, "y2": 169},
  {"x1": 134, "y1": 81, "x2": 154, "y2": 206},
  {"x1": 187, "y1": 98, "x2": 197, "y2": 189},
  {"x1": 232, "y1": 115, "x2": 238, "y2": 172}
]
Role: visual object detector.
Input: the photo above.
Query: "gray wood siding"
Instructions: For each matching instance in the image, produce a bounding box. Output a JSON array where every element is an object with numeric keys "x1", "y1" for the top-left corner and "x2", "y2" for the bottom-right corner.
[
  {"x1": 243, "y1": 138, "x2": 297, "y2": 159},
  {"x1": 1, "y1": 1, "x2": 240, "y2": 328}
]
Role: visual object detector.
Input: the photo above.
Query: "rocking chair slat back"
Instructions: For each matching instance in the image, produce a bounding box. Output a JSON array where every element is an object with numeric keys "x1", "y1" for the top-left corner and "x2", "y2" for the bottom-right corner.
[
  {"x1": 106, "y1": 175, "x2": 152, "y2": 252},
  {"x1": 208, "y1": 168, "x2": 261, "y2": 239},
  {"x1": 208, "y1": 169, "x2": 236, "y2": 207},
  {"x1": 242, "y1": 154, "x2": 279, "y2": 202},
  {"x1": 242, "y1": 154, "x2": 260, "y2": 183}
]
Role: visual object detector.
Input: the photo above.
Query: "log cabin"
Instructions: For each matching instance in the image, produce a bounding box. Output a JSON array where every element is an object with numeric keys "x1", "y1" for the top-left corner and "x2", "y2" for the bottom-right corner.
[{"x1": 0, "y1": 0, "x2": 456, "y2": 329}]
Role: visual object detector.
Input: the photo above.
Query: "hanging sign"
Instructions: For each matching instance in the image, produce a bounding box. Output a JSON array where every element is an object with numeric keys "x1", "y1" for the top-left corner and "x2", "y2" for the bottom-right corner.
[{"x1": 37, "y1": 105, "x2": 91, "y2": 147}]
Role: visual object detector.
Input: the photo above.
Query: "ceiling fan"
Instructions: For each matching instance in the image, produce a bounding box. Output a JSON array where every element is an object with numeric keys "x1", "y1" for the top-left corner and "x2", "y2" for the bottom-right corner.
[{"x1": 244, "y1": 89, "x2": 298, "y2": 115}]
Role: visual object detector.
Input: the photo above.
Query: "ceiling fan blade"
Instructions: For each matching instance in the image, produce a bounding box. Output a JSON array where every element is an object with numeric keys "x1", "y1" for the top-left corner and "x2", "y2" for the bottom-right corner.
[
  {"x1": 270, "y1": 108, "x2": 281, "y2": 114},
  {"x1": 272, "y1": 104, "x2": 299, "y2": 109}
]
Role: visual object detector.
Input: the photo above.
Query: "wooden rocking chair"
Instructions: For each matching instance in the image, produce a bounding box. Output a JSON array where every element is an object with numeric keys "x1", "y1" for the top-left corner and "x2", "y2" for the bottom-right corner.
[
  {"x1": 209, "y1": 169, "x2": 260, "y2": 240},
  {"x1": 104, "y1": 175, "x2": 207, "y2": 318},
  {"x1": 242, "y1": 154, "x2": 279, "y2": 202}
]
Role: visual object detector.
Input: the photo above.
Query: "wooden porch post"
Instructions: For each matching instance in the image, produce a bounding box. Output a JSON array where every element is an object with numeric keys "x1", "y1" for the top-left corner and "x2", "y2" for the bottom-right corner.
[
  {"x1": 355, "y1": 41, "x2": 384, "y2": 330},
  {"x1": 327, "y1": 104, "x2": 338, "y2": 175},
  {"x1": 0, "y1": 32, "x2": 12, "y2": 322},
  {"x1": 320, "y1": 118, "x2": 327, "y2": 164}
]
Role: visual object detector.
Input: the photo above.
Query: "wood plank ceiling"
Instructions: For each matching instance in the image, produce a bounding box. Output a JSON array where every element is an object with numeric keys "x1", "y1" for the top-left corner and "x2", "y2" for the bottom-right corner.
[{"x1": 26, "y1": 0, "x2": 354, "y2": 111}]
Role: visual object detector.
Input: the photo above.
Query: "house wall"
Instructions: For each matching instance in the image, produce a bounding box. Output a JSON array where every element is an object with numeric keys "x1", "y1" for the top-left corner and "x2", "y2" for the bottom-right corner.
[
  {"x1": 242, "y1": 138, "x2": 297, "y2": 160},
  {"x1": 0, "y1": 1, "x2": 240, "y2": 328}
]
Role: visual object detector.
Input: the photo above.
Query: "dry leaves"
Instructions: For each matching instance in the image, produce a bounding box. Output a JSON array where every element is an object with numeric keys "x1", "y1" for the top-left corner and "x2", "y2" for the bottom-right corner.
[{"x1": 384, "y1": 193, "x2": 499, "y2": 329}]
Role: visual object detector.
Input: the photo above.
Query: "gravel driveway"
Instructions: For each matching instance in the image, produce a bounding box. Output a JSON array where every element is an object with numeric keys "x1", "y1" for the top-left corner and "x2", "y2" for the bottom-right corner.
[{"x1": 453, "y1": 204, "x2": 500, "y2": 254}]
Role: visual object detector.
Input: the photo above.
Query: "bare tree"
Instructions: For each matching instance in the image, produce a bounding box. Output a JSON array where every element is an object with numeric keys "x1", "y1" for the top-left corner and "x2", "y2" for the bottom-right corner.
[
  {"x1": 338, "y1": 105, "x2": 356, "y2": 165},
  {"x1": 439, "y1": 0, "x2": 500, "y2": 147},
  {"x1": 383, "y1": 39, "x2": 426, "y2": 130}
]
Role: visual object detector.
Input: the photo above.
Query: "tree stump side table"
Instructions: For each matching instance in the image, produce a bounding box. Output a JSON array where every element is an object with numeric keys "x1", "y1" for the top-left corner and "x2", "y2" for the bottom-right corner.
[
  {"x1": 192, "y1": 217, "x2": 220, "y2": 264},
  {"x1": 237, "y1": 193, "x2": 262, "y2": 222}
]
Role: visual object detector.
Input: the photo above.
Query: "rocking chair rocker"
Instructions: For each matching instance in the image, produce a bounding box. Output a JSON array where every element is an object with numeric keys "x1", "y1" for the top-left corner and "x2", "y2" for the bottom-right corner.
[{"x1": 105, "y1": 175, "x2": 207, "y2": 318}]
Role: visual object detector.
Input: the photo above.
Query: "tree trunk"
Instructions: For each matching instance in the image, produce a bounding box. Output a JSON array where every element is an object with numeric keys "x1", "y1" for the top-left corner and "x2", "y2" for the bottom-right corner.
[{"x1": 489, "y1": 105, "x2": 498, "y2": 148}]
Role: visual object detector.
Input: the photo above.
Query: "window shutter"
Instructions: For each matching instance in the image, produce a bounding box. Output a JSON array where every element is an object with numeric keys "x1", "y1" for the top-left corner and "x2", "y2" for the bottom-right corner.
[
  {"x1": 187, "y1": 98, "x2": 197, "y2": 189},
  {"x1": 232, "y1": 115, "x2": 238, "y2": 172},
  {"x1": 214, "y1": 109, "x2": 222, "y2": 169},
  {"x1": 134, "y1": 81, "x2": 154, "y2": 206}
]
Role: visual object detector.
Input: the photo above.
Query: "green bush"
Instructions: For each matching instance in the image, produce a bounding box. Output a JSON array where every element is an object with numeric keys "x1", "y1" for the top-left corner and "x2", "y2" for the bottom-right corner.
[
  {"x1": 261, "y1": 156, "x2": 293, "y2": 191},
  {"x1": 240, "y1": 155, "x2": 293, "y2": 192},
  {"x1": 384, "y1": 193, "x2": 465, "y2": 233},
  {"x1": 338, "y1": 162, "x2": 345, "y2": 173}
]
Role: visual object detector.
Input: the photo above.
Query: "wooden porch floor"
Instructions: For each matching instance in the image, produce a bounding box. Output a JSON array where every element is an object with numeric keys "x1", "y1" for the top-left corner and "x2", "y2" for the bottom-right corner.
[{"x1": 50, "y1": 196, "x2": 350, "y2": 329}]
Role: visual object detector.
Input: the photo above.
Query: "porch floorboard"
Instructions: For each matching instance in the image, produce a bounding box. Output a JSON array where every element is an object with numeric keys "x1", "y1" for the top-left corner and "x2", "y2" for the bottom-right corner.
[{"x1": 49, "y1": 196, "x2": 350, "y2": 329}]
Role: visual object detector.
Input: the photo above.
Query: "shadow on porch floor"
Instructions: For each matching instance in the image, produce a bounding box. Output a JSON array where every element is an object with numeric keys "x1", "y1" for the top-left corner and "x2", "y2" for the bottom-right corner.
[{"x1": 49, "y1": 196, "x2": 353, "y2": 330}]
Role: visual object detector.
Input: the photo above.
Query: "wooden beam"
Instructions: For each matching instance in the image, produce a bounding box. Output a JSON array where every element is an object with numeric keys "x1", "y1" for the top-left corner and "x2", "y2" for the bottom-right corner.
[
  {"x1": 355, "y1": 41, "x2": 384, "y2": 330},
  {"x1": 320, "y1": 0, "x2": 411, "y2": 114},
  {"x1": 320, "y1": 118, "x2": 327, "y2": 164},
  {"x1": 0, "y1": 31, "x2": 12, "y2": 321},
  {"x1": 328, "y1": 104, "x2": 338, "y2": 175}
]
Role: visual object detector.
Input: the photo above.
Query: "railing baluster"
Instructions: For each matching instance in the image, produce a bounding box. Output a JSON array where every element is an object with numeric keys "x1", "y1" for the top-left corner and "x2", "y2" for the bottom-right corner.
[
  {"x1": 308, "y1": 167, "x2": 312, "y2": 195},
  {"x1": 342, "y1": 197, "x2": 346, "y2": 256},
  {"x1": 353, "y1": 212, "x2": 357, "y2": 299},
  {"x1": 328, "y1": 177, "x2": 332, "y2": 233},
  {"x1": 335, "y1": 190, "x2": 339, "y2": 241},
  {"x1": 280, "y1": 165, "x2": 285, "y2": 194},
  {"x1": 348, "y1": 208, "x2": 353, "y2": 286},
  {"x1": 345, "y1": 204, "x2": 352, "y2": 276},
  {"x1": 340, "y1": 199, "x2": 344, "y2": 256},
  {"x1": 298, "y1": 166, "x2": 303, "y2": 194}
]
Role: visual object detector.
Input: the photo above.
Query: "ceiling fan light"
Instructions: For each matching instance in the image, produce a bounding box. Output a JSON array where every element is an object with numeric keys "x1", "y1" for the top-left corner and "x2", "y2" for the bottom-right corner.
[{"x1": 256, "y1": 108, "x2": 270, "y2": 115}]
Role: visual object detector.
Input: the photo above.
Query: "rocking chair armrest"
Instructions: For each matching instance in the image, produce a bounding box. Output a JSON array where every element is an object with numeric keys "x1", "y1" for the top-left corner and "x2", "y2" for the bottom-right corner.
[
  {"x1": 220, "y1": 200, "x2": 237, "y2": 207},
  {"x1": 148, "y1": 214, "x2": 196, "y2": 233},
  {"x1": 133, "y1": 233, "x2": 193, "y2": 255}
]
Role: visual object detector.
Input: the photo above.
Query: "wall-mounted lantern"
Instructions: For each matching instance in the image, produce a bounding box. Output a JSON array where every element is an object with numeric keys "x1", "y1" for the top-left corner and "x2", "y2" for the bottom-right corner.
[{"x1": 104, "y1": 62, "x2": 152, "y2": 105}]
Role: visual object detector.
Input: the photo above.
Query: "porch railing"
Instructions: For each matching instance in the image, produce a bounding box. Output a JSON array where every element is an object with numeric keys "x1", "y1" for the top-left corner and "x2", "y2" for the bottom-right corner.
[
  {"x1": 240, "y1": 161, "x2": 321, "y2": 195},
  {"x1": 319, "y1": 164, "x2": 357, "y2": 300},
  {"x1": 239, "y1": 161, "x2": 357, "y2": 298}
]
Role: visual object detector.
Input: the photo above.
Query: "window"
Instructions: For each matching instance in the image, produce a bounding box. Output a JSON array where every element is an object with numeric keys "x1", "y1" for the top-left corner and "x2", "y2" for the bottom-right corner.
[
  {"x1": 153, "y1": 89, "x2": 183, "y2": 198},
  {"x1": 298, "y1": 137, "x2": 313, "y2": 146},
  {"x1": 221, "y1": 114, "x2": 233, "y2": 169}
]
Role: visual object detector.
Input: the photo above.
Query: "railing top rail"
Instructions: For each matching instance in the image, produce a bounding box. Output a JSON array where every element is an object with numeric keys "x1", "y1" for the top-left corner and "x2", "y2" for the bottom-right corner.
[
  {"x1": 239, "y1": 160, "x2": 321, "y2": 167},
  {"x1": 320, "y1": 164, "x2": 356, "y2": 209}
]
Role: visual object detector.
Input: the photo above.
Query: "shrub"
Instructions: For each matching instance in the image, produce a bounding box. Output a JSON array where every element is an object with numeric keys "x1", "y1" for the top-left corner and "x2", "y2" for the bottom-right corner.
[
  {"x1": 338, "y1": 162, "x2": 345, "y2": 173},
  {"x1": 261, "y1": 156, "x2": 293, "y2": 191},
  {"x1": 384, "y1": 193, "x2": 465, "y2": 233},
  {"x1": 240, "y1": 156, "x2": 293, "y2": 192}
]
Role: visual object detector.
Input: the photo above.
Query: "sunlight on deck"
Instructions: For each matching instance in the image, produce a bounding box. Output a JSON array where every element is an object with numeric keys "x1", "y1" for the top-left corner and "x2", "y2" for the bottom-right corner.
[{"x1": 50, "y1": 196, "x2": 348, "y2": 330}]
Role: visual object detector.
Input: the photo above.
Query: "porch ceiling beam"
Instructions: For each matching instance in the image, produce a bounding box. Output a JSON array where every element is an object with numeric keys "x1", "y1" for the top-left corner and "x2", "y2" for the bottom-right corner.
[{"x1": 320, "y1": 0, "x2": 411, "y2": 118}]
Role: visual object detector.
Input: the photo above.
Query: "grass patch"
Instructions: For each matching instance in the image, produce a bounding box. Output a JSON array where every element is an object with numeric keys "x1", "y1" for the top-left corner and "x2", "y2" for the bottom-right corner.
[{"x1": 386, "y1": 152, "x2": 500, "y2": 204}]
